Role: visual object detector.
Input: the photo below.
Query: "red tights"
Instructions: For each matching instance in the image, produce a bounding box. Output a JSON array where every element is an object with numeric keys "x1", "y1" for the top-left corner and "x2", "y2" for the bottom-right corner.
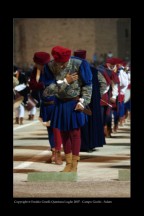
[
  {"x1": 53, "y1": 128, "x2": 62, "y2": 151},
  {"x1": 60, "y1": 128, "x2": 81, "y2": 156}
]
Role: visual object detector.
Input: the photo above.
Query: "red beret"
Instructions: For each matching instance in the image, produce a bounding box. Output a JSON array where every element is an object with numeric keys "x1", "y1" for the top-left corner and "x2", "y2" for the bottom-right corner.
[
  {"x1": 106, "y1": 57, "x2": 123, "y2": 65},
  {"x1": 114, "y1": 58, "x2": 123, "y2": 64},
  {"x1": 122, "y1": 61, "x2": 127, "y2": 67},
  {"x1": 51, "y1": 46, "x2": 71, "y2": 63},
  {"x1": 73, "y1": 50, "x2": 87, "y2": 59},
  {"x1": 33, "y1": 52, "x2": 50, "y2": 65}
]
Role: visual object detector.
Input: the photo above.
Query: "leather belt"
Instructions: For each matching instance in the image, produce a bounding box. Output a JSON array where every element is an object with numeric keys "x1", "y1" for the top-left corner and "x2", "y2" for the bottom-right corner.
[
  {"x1": 43, "y1": 101, "x2": 55, "y2": 105},
  {"x1": 59, "y1": 96, "x2": 80, "y2": 102}
]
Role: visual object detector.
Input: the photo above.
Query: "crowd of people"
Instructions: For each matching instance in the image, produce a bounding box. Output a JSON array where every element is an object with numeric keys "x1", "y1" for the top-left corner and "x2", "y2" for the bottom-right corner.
[{"x1": 13, "y1": 46, "x2": 131, "y2": 173}]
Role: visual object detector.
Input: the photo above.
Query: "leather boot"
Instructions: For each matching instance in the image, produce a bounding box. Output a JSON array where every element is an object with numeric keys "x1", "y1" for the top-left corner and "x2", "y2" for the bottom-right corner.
[
  {"x1": 61, "y1": 153, "x2": 72, "y2": 172},
  {"x1": 71, "y1": 155, "x2": 80, "y2": 172},
  {"x1": 31, "y1": 115, "x2": 35, "y2": 120},
  {"x1": 104, "y1": 126, "x2": 107, "y2": 137},
  {"x1": 106, "y1": 126, "x2": 112, "y2": 138},
  {"x1": 15, "y1": 117, "x2": 19, "y2": 124},
  {"x1": 19, "y1": 117, "x2": 23, "y2": 125},
  {"x1": 113, "y1": 124, "x2": 118, "y2": 133},
  {"x1": 55, "y1": 150, "x2": 63, "y2": 165},
  {"x1": 119, "y1": 117, "x2": 124, "y2": 126},
  {"x1": 50, "y1": 149, "x2": 56, "y2": 163},
  {"x1": 28, "y1": 115, "x2": 32, "y2": 120}
]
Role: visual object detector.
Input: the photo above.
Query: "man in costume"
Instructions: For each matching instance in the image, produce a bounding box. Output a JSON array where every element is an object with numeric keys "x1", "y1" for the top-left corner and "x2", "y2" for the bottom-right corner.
[
  {"x1": 29, "y1": 52, "x2": 63, "y2": 165},
  {"x1": 96, "y1": 57, "x2": 120, "y2": 137},
  {"x1": 112, "y1": 59, "x2": 129, "y2": 132},
  {"x1": 73, "y1": 49, "x2": 106, "y2": 152},
  {"x1": 13, "y1": 67, "x2": 30, "y2": 125},
  {"x1": 43, "y1": 46, "x2": 92, "y2": 172}
]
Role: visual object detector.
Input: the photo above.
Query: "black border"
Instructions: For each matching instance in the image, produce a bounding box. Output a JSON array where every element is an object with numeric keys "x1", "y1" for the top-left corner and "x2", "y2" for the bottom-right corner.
[{"x1": 1, "y1": 15, "x2": 144, "y2": 210}]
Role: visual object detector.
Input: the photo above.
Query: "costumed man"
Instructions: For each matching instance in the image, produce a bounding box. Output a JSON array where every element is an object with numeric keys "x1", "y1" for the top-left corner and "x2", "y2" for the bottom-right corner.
[
  {"x1": 13, "y1": 67, "x2": 30, "y2": 125},
  {"x1": 29, "y1": 52, "x2": 63, "y2": 165},
  {"x1": 96, "y1": 57, "x2": 119, "y2": 138},
  {"x1": 13, "y1": 75, "x2": 20, "y2": 114},
  {"x1": 123, "y1": 64, "x2": 131, "y2": 122},
  {"x1": 73, "y1": 50, "x2": 106, "y2": 152},
  {"x1": 43, "y1": 46, "x2": 92, "y2": 172},
  {"x1": 112, "y1": 59, "x2": 129, "y2": 132}
]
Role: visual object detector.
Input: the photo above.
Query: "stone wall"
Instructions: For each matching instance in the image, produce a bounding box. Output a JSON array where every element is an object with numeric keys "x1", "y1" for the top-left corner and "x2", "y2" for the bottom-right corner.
[{"x1": 13, "y1": 18, "x2": 130, "y2": 68}]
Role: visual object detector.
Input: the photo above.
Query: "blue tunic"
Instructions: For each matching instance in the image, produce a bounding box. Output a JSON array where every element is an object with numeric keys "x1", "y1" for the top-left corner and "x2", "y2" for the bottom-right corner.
[
  {"x1": 39, "y1": 64, "x2": 56, "y2": 122},
  {"x1": 43, "y1": 57, "x2": 93, "y2": 131}
]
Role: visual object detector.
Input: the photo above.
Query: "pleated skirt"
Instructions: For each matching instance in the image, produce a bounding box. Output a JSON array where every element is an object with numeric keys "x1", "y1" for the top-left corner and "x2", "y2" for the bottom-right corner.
[{"x1": 50, "y1": 98, "x2": 88, "y2": 131}]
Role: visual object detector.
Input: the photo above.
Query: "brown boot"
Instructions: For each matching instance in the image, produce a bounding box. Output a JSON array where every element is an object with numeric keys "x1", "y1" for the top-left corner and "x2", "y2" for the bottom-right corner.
[
  {"x1": 104, "y1": 126, "x2": 111, "y2": 138},
  {"x1": 19, "y1": 117, "x2": 23, "y2": 125},
  {"x1": 15, "y1": 117, "x2": 19, "y2": 124},
  {"x1": 71, "y1": 155, "x2": 80, "y2": 172},
  {"x1": 106, "y1": 126, "x2": 112, "y2": 138},
  {"x1": 28, "y1": 115, "x2": 32, "y2": 120},
  {"x1": 104, "y1": 126, "x2": 108, "y2": 137},
  {"x1": 125, "y1": 111, "x2": 128, "y2": 120},
  {"x1": 31, "y1": 115, "x2": 35, "y2": 120},
  {"x1": 113, "y1": 124, "x2": 118, "y2": 133},
  {"x1": 61, "y1": 153, "x2": 72, "y2": 172},
  {"x1": 50, "y1": 149, "x2": 56, "y2": 163},
  {"x1": 46, "y1": 149, "x2": 55, "y2": 163},
  {"x1": 119, "y1": 117, "x2": 124, "y2": 126},
  {"x1": 55, "y1": 150, "x2": 63, "y2": 165}
]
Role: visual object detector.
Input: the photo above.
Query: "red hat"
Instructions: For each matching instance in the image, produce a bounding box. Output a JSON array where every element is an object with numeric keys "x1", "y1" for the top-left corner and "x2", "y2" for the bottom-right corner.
[
  {"x1": 122, "y1": 61, "x2": 127, "y2": 67},
  {"x1": 33, "y1": 52, "x2": 50, "y2": 65},
  {"x1": 114, "y1": 58, "x2": 123, "y2": 64},
  {"x1": 51, "y1": 46, "x2": 71, "y2": 63},
  {"x1": 73, "y1": 50, "x2": 87, "y2": 59},
  {"x1": 106, "y1": 57, "x2": 123, "y2": 65}
]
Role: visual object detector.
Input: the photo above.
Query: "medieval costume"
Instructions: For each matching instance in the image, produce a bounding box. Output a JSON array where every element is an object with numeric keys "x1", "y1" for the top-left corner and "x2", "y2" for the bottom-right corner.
[
  {"x1": 97, "y1": 57, "x2": 120, "y2": 137},
  {"x1": 73, "y1": 50, "x2": 106, "y2": 152},
  {"x1": 29, "y1": 52, "x2": 62, "y2": 165},
  {"x1": 43, "y1": 46, "x2": 93, "y2": 172}
]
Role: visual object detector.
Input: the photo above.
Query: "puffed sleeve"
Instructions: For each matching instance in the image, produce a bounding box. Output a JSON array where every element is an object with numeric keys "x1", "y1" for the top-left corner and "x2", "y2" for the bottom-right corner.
[
  {"x1": 78, "y1": 60, "x2": 93, "y2": 106},
  {"x1": 29, "y1": 68, "x2": 44, "y2": 90}
]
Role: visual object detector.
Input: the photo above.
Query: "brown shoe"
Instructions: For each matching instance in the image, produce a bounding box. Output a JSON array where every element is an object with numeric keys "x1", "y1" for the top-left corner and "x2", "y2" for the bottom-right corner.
[
  {"x1": 113, "y1": 124, "x2": 118, "y2": 133},
  {"x1": 15, "y1": 117, "x2": 19, "y2": 124},
  {"x1": 19, "y1": 117, "x2": 23, "y2": 125}
]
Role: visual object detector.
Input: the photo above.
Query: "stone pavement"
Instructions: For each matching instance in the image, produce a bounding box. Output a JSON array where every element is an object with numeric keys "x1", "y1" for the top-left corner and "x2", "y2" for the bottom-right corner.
[{"x1": 13, "y1": 109, "x2": 130, "y2": 198}]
